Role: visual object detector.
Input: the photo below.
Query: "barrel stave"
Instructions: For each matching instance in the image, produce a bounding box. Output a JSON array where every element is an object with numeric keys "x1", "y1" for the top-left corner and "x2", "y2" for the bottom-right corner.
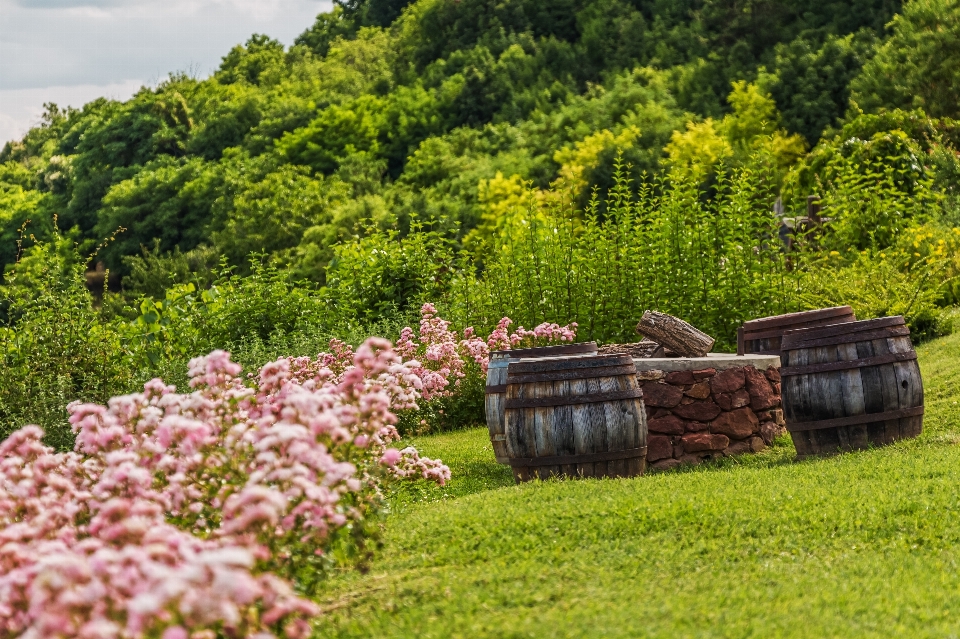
[
  {"x1": 889, "y1": 335, "x2": 924, "y2": 438},
  {"x1": 872, "y1": 337, "x2": 906, "y2": 445},
  {"x1": 503, "y1": 354, "x2": 646, "y2": 481},
  {"x1": 485, "y1": 343, "x2": 598, "y2": 463},
  {"x1": 781, "y1": 316, "x2": 923, "y2": 456}
]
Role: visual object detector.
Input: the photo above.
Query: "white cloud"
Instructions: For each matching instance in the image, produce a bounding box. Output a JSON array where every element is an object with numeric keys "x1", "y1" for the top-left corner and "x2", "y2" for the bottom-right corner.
[
  {"x1": 0, "y1": 0, "x2": 331, "y2": 145},
  {"x1": 0, "y1": 0, "x2": 331, "y2": 90},
  {"x1": 0, "y1": 81, "x2": 146, "y2": 146}
]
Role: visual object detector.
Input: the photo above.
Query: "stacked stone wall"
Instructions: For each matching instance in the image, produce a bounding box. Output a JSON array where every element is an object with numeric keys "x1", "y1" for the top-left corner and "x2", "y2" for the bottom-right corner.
[{"x1": 639, "y1": 365, "x2": 786, "y2": 471}]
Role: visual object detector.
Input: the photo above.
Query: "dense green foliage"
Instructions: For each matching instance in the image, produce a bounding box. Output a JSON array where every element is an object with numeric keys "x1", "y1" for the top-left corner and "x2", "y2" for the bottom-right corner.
[
  {"x1": 4, "y1": 0, "x2": 960, "y2": 444},
  {"x1": 314, "y1": 332, "x2": 960, "y2": 637},
  {"x1": 0, "y1": 0, "x2": 910, "y2": 281}
]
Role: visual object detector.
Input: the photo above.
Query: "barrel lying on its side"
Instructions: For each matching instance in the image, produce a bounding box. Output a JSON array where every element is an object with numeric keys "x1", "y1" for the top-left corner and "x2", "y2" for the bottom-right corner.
[
  {"x1": 780, "y1": 316, "x2": 923, "y2": 457},
  {"x1": 484, "y1": 342, "x2": 597, "y2": 461},
  {"x1": 503, "y1": 353, "x2": 647, "y2": 482},
  {"x1": 739, "y1": 306, "x2": 855, "y2": 356}
]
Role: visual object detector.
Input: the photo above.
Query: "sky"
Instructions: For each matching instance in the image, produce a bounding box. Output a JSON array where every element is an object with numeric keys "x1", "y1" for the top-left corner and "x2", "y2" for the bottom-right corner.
[{"x1": 0, "y1": 0, "x2": 332, "y2": 145}]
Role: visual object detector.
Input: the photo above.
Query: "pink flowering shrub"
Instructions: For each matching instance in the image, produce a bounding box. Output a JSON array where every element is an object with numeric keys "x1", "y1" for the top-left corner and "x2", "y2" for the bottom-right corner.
[
  {"x1": 390, "y1": 305, "x2": 579, "y2": 433},
  {"x1": 0, "y1": 339, "x2": 449, "y2": 638},
  {"x1": 485, "y1": 317, "x2": 579, "y2": 352}
]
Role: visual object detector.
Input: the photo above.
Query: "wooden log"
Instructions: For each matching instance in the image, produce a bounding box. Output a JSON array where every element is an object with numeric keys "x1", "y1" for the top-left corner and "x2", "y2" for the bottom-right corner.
[{"x1": 635, "y1": 311, "x2": 715, "y2": 358}]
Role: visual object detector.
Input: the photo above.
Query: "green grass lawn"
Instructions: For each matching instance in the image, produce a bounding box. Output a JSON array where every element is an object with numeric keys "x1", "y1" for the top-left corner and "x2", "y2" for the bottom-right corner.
[{"x1": 315, "y1": 332, "x2": 960, "y2": 638}]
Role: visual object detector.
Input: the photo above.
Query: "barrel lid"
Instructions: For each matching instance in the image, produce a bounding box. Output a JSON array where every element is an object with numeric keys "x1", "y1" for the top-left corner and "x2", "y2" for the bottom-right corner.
[
  {"x1": 507, "y1": 353, "x2": 634, "y2": 374},
  {"x1": 781, "y1": 316, "x2": 907, "y2": 350},
  {"x1": 742, "y1": 306, "x2": 854, "y2": 330},
  {"x1": 489, "y1": 341, "x2": 597, "y2": 360}
]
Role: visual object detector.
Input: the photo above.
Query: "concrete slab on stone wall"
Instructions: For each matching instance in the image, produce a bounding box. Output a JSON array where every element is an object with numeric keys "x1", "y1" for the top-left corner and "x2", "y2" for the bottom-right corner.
[{"x1": 633, "y1": 353, "x2": 780, "y2": 373}]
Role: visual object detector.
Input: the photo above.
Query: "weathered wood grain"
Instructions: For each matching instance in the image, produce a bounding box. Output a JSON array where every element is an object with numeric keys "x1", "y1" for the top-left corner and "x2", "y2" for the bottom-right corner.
[
  {"x1": 635, "y1": 311, "x2": 715, "y2": 358},
  {"x1": 780, "y1": 316, "x2": 922, "y2": 457},
  {"x1": 503, "y1": 354, "x2": 647, "y2": 482}
]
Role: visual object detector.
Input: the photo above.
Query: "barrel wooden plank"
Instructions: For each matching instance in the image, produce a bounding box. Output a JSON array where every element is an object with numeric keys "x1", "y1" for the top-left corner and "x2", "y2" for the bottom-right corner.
[
  {"x1": 485, "y1": 342, "x2": 598, "y2": 464},
  {"x1": 570, "y1": 378, "x2": 595, "y2": 478},
  {"x1": 871, "y1": 337, "x2": 904, "y2": 444},
  {"x1": 889, "y1": 335, "x2": 924, "y2": 438},
  {"x1": 503, "y1": 354, "x2": 645, "y2": 481},
  {"x1": 781, "y1": 350, "x2": 815, "y2": 455},
  {"x1": 586, "y1": 377, "x2": 609, "y2": 478},
  {"x1": 599, "y1": 375, "x2": 623, "y2": 478},
  {"x1": 780, "y1": 316, "x2": 922, "y2": 456},
  {"x1": 837, "y1": 342, "x2": 869, "y2": 450}
]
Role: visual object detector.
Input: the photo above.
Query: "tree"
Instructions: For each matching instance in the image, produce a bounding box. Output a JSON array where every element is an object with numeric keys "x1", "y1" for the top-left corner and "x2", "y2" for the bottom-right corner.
[
  {"x1": 851, "y1": 0, "x2": 960, "y2": 118},
  {"x1": 769, "y1": 32, "x2": 876, "y2": 143}
]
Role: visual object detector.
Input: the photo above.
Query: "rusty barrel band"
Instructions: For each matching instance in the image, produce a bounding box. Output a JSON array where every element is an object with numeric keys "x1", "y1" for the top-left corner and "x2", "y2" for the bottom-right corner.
[
  {"x1": 780, "y1": 351, "x2": 918, "y2": 377},
  {"x1": 496, "y1": 446, "x2": 648, "y2": 467},
  {"x1": 504, "y1": 388, "x2": 643, "y2": 409},
  {"x1": 489, "y1": 342, "x2": 597, "y2": 360},
  {"x1": 742, "y1": 306, "x2": 853, "y2": 329},
  {"x1": 786, "y1": 406, "x2": 924, "y2": 433},
  {"x1": 508, "y1": 355, "x2": 633, "y2": 374},
  {"x1": 485, "y1": 384, "x2": 508, "y2": 394},
  {"x1": 742, "y1": 327, "x2": 792, "y2": 341},
  {"x1": 505, "y1": 365, "x2": 638, "y2": 384},
  {"x1": 782, "y1": 325, "x2": 909, "y2": 350}
]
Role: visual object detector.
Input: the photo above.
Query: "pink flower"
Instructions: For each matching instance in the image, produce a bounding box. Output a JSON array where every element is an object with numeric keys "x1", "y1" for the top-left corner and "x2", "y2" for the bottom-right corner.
[{"x1": 380, "y1": 449, "x2": 403, "y2": 466}]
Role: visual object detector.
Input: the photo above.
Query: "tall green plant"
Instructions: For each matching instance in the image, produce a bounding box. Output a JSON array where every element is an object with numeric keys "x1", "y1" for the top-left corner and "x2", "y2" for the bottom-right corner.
[
  {"x1": 451, "y1": 157, "x2": 799, "y2": 348},
  {"x1": 0, "y1": 232, "x2": 140, "y2": 449}
]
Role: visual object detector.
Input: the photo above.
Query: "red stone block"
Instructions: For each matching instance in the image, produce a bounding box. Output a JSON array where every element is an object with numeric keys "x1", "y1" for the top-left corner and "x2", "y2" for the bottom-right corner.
[
  {"x1": 692, "y1": 368, "x2": 717, "y2": 380},
  {"x1": 710, "y1": 367, "x2": 746, "y2": 394},
  {"x1": 685, "y1": 420, "x2": 709, "y2": 432},
  {"x1": 648, "y1": 414, "x2": 685, "y2": 435},
  {"x1": 760, "y1": 421, "x2": 784, "y2": 445},
  {"x1": 710, "y1": 407, "x2": 759, "y2": 439},
  {"x1": 672, "y1": 400, "x2": 722, "y2": 422},
  {"x1": 641, "y1": 382, "x2": 684, "y2": 408},
  {"x1": 715, "y1": 389, "x2": 751, "y2": 411},
  {"x1": 647, "y1": 435, "x2": 674, "y2": 461},
  {"x1": 685, "y1": 381, "x2": 712, "y2": 399},
  {"x1": 724, "y1": 440, "x2": 752, "y2": 456},
  {"x1": 650, "y1": 407, "x2": 672, "y2": 419},
  {"x1": 765, "y1": 366, "x2": 781, "y2": 382},
  {"x1": 650, "y1": 458, "x2": 683, "y2": 472},
  {"x1": 744, "y1": 366, "x2": 779, "y2": 411},
  {"x1": 666, "y1": 370, "x2": 696, "y2": 385},
  {"x1": 681, "y1": 432, "x2": 729, "y2": 453}
]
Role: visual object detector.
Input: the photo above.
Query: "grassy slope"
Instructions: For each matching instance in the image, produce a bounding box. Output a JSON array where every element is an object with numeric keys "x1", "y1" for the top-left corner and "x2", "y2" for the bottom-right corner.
[{"x1": 316, "y1": 332, "x2": 960, "y2": 638}]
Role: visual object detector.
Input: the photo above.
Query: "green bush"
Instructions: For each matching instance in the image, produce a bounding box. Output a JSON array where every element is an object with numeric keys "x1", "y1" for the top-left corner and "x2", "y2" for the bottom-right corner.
[
  {"x1": 0, "y1": 233, "x2": 141, "y2": 449},
  {"x1": 798, "y1": 250, "x2": 953, "y2": 342},
  {"x1": 450, "y1": 158, "x2": 799, "y2": 349}
]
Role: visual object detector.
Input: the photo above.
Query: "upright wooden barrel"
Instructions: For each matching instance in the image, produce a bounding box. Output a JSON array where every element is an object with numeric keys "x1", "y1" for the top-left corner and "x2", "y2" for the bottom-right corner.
[
  {"x1": 503, "y1": 354, "x2": 647, "y2": 482},
  {"x1": 780, "y1": 316, "x2": 923, "y2": 457},
  {"x1": 739, "y1": 306, "x2": 855, "y2": 356},
  {"x1": 485, "y1": 342, "x2": 597, "y2": 460}
]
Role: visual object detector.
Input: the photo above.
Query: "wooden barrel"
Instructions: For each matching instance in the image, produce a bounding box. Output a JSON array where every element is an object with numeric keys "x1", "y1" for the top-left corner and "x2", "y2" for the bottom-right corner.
[
  {"x1": 739, "y1": 306, "x2": 856, "y2": 356},
  {"x1": 485, "y1": 342, "x2": 597, "y2": 460},
  {"x1": 780, "y1": 316, "x2": 923, "y2": 457},
  {"x1": 502, "y1": 353, "x2": 647, "y2": 482}
]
